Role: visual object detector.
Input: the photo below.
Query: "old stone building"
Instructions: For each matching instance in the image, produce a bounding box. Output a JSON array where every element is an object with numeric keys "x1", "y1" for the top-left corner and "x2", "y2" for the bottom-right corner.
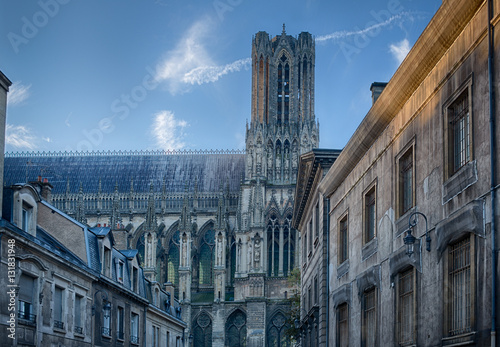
[
  {"x1": 295, "y1": 0, "x2": 500, "y2": 346},
  {"x1": 4, "y1": 26, "x2": 318, "y2": 346},
  {"x1": 292, "y1": 149, "x2": 340, "y2": 346},
  {"x1": 0, "y1": 179, "x2": 186, "y2": 347}
]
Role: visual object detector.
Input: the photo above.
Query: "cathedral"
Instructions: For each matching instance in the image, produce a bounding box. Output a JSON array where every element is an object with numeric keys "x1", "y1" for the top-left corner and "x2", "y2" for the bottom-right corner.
[{"x1": 4, "y1": 26, "x2": 318, "y2": 346}]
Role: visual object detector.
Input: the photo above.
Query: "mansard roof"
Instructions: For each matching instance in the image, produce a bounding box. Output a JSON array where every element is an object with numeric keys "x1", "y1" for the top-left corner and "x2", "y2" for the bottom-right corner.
[{"x1": 4, "y1": 149, "x2": 245, "y2": 195}]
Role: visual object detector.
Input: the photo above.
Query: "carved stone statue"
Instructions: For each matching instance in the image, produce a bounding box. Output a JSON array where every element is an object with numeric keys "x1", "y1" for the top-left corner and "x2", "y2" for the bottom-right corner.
[
  {"x1": 237, "y1": 240, "x2": 242, "y2": 272},
  {"x1": 254, "y1": 235, "x2": 261, "y2": 267},
  {"x1": 217, "y1": 233, "x2": 223, "y2": 266},
  {"x1": 247, "y1": 238, "x2": 253, "y2": 271},
  {"x1": 146, "y1": 233, "x2": 153, "y2": 267}
]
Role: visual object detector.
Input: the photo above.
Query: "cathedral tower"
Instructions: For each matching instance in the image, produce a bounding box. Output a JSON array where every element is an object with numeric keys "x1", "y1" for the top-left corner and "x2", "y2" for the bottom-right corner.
[
  {"x1": 235, "y1": 26, "x2": 319, "y2": 346},
  {"x1": 246, "y1": 25, "x2": 318, "y2": 182}
]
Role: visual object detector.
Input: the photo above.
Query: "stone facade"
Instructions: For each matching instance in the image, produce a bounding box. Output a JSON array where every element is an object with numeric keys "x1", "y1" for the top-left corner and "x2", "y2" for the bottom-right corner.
[
  {"x1": 293, "y1": 149, "x2": 340, "y2": 346},
  {"x1": 295, "y1": 0, "x2": 500, "y2": 346},
  {"x1": 0, "y1": 179, "x2": 186, "y2": 347}
]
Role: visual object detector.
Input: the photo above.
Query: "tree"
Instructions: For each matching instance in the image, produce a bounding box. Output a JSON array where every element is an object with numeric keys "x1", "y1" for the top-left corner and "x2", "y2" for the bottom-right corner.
[{"x1": 284, "y1": 267, "x2": 301, "y2": 343}]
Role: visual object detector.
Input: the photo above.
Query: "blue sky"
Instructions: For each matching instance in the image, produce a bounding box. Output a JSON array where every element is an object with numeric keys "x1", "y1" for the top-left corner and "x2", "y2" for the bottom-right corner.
[{"x1": 0, "y1": 0, "x2": 441, "y2": 153}]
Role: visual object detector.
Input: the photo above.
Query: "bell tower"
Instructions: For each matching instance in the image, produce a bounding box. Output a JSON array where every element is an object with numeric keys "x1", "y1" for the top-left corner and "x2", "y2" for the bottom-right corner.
[
  {"x1": 236, "y1": 25, "x2": 319, "y2": 346},
  {"x1": 246, "y1": 25, "x2": 319, "y2": 183}
]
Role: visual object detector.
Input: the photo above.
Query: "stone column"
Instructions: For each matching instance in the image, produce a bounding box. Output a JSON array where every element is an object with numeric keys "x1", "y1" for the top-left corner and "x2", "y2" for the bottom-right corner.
[
  {"x1": 178, "y1": 232, "x2": 192, "y2": 304},
  {"x1": 271, "y1": 229, "x2": 275, "y2": 276},
  {"x1": 214, "y1": 231, "x2": 226, "y2": 303},
  {"x1": 279, "y1": 224, "x2": 284, "y2": 276}
]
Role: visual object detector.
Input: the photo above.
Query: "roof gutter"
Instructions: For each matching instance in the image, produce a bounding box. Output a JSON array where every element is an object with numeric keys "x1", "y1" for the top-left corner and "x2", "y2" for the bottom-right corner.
[{"x1": 318, "y1": 0, "x2": 484, "y2": 198}]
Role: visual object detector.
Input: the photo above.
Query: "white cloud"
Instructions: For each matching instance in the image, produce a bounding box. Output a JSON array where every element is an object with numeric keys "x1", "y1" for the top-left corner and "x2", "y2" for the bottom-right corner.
[
  {"x1": 389, "y1": 38, "x2": 411, "y2": 64},
  {"x1": 65, "y1": 112, "x2": 72, "y2": 127},
  {"x1": 6, "y1": 124, "x2": 37, "y2": 150},
  {"x1": 182, "y1": 58, "x2": 251, "y2": 85},
  {"x1": 156, "y1": 19, "x2": 249, "y2": 94},
  {"x1": 234, "y1": 131, "x2": 245, "y2": 150},
  {"x1": 151, "y1": 110, "x2": 188, "y2": 150},
  {"x1": 8, "y1": 81, "x2": 31, "y2": 106},
  {"x1": 316, "y1": 13, "x2": 409, "y2": 43}
]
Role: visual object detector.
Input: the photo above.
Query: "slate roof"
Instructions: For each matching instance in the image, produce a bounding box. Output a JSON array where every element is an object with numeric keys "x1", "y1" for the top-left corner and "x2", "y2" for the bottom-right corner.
[
  {"x1": 4, "y1": 150, "x2": 246, "y2": 195},
  {"x1": 0, "y1": 219, "x2": 97, "y2": 277}
]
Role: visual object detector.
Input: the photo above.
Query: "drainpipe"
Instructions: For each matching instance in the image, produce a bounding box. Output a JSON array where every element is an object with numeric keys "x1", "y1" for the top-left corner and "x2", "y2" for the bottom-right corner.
[
  {"x1": 488, "y1": 0, "x2": 497, "y2": 345},
  {"x1": 325, "y1": 197, "x2": 330, "y2": 346},
  {"x1": 143, "y1": 305, "x2": 147, "y2": 347}
]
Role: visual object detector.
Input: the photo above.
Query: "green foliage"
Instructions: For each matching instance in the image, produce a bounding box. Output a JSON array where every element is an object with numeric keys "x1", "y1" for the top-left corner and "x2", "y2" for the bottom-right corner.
[{"x1": 284, "y1": 268, "x2": 301, "y2": 342}]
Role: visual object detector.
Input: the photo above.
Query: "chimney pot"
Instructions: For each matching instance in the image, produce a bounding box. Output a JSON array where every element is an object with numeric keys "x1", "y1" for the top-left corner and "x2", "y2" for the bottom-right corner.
[{"x1": 370, "y1": 82, "x2": 388, "y2": 105}]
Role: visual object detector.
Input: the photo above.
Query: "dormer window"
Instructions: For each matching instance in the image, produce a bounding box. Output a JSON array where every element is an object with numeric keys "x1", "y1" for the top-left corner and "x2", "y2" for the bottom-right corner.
[
  {"x1": 13, "y1": 186, "x2": 38, "y2": 236},
  {"x1": 103, "y1": 247, "x2": 111, "y2": 276},
  {"x1": 22, "y1": 202, "x2": 32, "y2": 232},
  {"x1": 118, "y1": 261, "x2": 124, "y2": 283},
  {"x1": 132, "y1": 267, "x2": 138, "y2": 292}
]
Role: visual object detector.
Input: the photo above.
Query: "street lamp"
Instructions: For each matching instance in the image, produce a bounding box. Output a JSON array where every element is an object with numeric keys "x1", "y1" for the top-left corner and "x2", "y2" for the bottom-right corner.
[
  {"x1": 92, "y1": 289, "x2": 111, "y2": 317},
  {"x1": 404, "y1": 212, "x2": 431, "y2": 256},
  {"x1": 293, "y1": 308, "x2": 309, "y2": 346}
]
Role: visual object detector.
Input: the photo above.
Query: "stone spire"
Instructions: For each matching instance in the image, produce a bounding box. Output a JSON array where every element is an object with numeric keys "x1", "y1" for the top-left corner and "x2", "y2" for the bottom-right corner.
[
  {"x1": 110, "y1": 182, "x2": 121, "y2": 229},
  {"x1": 179, "y1": 182, "x2": 191, "y2": 232},
  {"x1": 76, "y1": 182, "x2": 86, "y2": 224},
  {"x1": 144, "y1": 182, "x2": 157, "y2": 231}
]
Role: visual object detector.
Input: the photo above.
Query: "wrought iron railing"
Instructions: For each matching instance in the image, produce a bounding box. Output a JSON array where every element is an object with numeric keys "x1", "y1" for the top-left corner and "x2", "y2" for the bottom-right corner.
[
  {"x1": 74, "y1": 326, "x2": 83, "y2": 334},
  {"x1": 54, "y1": 320, "x2": 64, "y2": 329},
  {"x1": 130, "y1": 335, "x2": 139, "y2": 344},
  {"x1": 101, "y1": 327, "x2": 111, "y2": 337},
  {"x1": 18, "y1": 311, "x2": 36, "y2": 323}
]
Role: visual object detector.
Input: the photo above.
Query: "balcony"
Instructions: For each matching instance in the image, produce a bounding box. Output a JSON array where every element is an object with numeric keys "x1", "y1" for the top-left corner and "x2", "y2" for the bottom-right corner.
[
  {"x1": 74, "y1": 326, "x2": 83, "y2": 335},
  {"x1": 18, "y1": 311, "x2": 36, "y2": 325},
  {"x1": 131, "y1": 335, "x2": 139, "y2": 345},
  {"x1": 54, "y1": 320, "x2": 64, "y2": 330},
  {"x1": 101, "y1": 327, "x2": 111, "y2": 337}
]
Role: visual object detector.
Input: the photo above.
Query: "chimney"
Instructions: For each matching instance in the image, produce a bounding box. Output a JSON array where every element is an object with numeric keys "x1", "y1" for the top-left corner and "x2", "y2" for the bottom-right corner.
[
  {"x1": 164, "y1": 282, "x2": 175, "y2": 302},
  {"x1": 370, "y1": 82, "x2": 388, "y2": 105},
  {"x1": 41, "y1": 179, "x2": 53, "y2": 204},
  {"x1": 28, "y1": 177, "x2": 53, "y2": 203}
]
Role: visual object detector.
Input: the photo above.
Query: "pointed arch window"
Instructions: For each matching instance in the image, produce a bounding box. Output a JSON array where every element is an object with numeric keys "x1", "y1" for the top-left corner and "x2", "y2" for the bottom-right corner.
[
  {"x1": 277, "y1": 53, "x2": 290, "y2": 124},
  {"x1": 277, "y1": 63, "x2": 283, "y2": 124},
  {"x1": 193, "y1": 312, "x2": 212, "y2": 347},
  {"x1": 230, "y1": 236, "x2": 236, "y2": 285},
  {"x1": 267, "y1": 312, "x2": 291, "y2": 347},
  {"x1": 136, "y1": 233, "x2": 145, "y2": 266},
  {"x1": 283, "y1": 214, "x2": 295, "y2": 276},
  {"x1": 226, "y1": 310, "x2": 247, "y2": 347},
  {"x1": 267, "y1": 215, "x2": 279, "y2": 277},
  {"x1": 167, "y1": 231, "x2": 180, "y2": 287},
  {"x1": 199, "y1": 229, "x2": 215, "y2": 286}
]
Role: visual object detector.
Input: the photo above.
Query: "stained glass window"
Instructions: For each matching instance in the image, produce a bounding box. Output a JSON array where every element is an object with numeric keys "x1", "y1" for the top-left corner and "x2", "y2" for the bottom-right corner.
[
  {"x1": 267, "y1": 312, "x2": 291, "y2": 347},
  {"x1": 193, "y1": 312, "x2": 212, "y2": 347},
  {"x1": 199, "y1": 229, "x2": 215, "y2": 286},
  {"x1": 167, "y1": 231, "x2": 179, "y2": 286},
  {"x1": 226, "y1": 310, "x2": 247, "y2": 347}
]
